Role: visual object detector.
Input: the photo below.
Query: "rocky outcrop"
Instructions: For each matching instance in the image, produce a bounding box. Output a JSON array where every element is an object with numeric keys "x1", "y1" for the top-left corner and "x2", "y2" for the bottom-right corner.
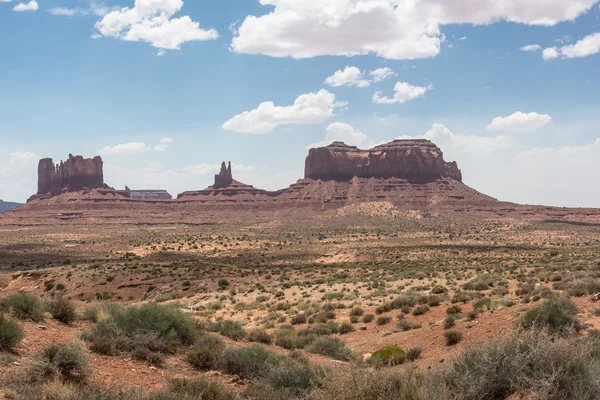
[
  {"x1": 305, "y1": 140, "x2": 462, "y2": 182},
  {"x1": 29, "y1": 154, "x2": 106, "y2": 201},
  {"x1": 178, "y1": 162, "x2": 271, "y2": 201},
  {"x1": 214, "y1": 162, "x2": 233, "y2": 189}
]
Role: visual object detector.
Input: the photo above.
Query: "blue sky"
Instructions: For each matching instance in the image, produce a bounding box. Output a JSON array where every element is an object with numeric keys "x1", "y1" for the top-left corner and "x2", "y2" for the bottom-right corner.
[{"x1": 1, "y1": 0, "x2": 600, "y2": 206}]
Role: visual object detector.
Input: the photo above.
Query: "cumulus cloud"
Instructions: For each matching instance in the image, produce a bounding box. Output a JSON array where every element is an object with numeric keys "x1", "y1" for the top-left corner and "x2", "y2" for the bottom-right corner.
[
  {"x1": 99, "y1": 142, "x2": 152, "y2": 155},
  {"x1": 230, "y1": 0, "x2": 599, "y2": 60},
  {"x1": 410, "y1": 123, "x2": 514, "y2": 157},
  {"x1": 486, "y1": 112, "x2": 552, "y2": 132},
  {"x1": 373, "y1": 82, "x2": 432, "y2": 104},
  {"x1": 13, "y1": 0, "x2": 37, "y2": 11},
  {"x1": 542, "y1": 47, "x2": 559, "y2": 60},
  {"x1": 154, "y1": 137, "x2": 174, "y2": 152},
  {"x1": 222, "y1": 89, "x2": 342, "y2": 134},
  {"x1": 307, "y1": 122, "x2": 369, "y2": 148},
  {"x1": 50, "y1": 2, "x2": 117, "y2": 17},
  {"x1": 95, "y1": 0, "x2": 218, "y2": 52},
  {"x1": 370, "y1": 67, "x2": 397, "y2": 82},
  {"x1": 99, "y1": 138, "x2": 175, "y2": 155},
  {"x1": 325, "y1": 66, "x2": 370, "y2": 88},
  {"x1": 521, "y1": 44, "x2": 542, "y2": 52},
  {"x1": 561, "y1": 32, "x2": 600, "y2": 58}
]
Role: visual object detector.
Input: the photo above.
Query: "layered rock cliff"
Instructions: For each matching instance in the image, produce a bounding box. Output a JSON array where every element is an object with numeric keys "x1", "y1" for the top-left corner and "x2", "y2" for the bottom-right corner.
[
  {"x1": 305, "y1": 140, "x2": 462, "y2": 182},
  {"x1": 28, "y1": 154, "x2": 107, "y2": 201}
]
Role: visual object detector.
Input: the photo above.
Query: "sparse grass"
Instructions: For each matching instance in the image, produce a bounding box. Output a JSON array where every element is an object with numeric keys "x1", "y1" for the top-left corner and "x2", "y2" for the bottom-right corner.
[
  {"x1": 444, "y1": 330, "x2": 463, "y2": 346},
  {"x1": 520, "y1": 296, "x2": 581, "y2": 335},
  {"x1": 29, "y1": 343, "x2": 89, "y2": 383},
  {"x1": 0, "y1": 314, "x2": 24, "y2": 350},
  {"x1": 2, "y1": 292, "x2": 44, "y2": 322},
  {"x1": 47, "y1": 297, "x2": 77, "y2": 324}
]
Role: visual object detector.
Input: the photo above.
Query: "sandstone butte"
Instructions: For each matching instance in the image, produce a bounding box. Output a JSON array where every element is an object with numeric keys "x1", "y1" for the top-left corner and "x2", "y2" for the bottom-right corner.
[{"x1": 3, "y1": 139, "x2": 600, "y2": 225}]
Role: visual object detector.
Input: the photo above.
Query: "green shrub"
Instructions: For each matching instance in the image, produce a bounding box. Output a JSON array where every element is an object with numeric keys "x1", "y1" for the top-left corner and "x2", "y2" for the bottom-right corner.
[
  {"x1": 376, "y1": 316, "x2": 392, "y2": 326},
  {"x1": 307, "y1": 337, "x2": 352, "y2": 361},
  {"x1": 396, "y1": 320, "x2": 421, "y2": 332},
  {"x1": 339, "y1": 321, "x2": 353, "y2": 335},
  {"x1": 370, "y1": 346, "x2": 405, "y2": 366},
  {"x1": 473, "y1": 298, "x2": 492, "y2": 312},
  {"x1": 350, "y1": 307, "x2": 364, "y2": 317},
  {"x1": 218, "y1": 344, "x2": 279, "y2": 379},
  {"x1": 0, "y1": 314, "x2": 24, "y2": 350},
  {"x1": 261, "y1": 355, "x2": 325, "y2": 396},
  {"x1": 290, "y1": 314, "x2": 307, "y2": 325},
  {"x1": 83, "y1": 303, "x2": 198, "y2": 365},
  {"x1": 47, "y1": 297, "x2": 77, "y2": 324},
  {"x1": 406, "y1": 347, "x2": 422, "y2": 361},
  {"x1": 209, "y1": 319, "x2": 247, "y2": 341},
  {"x1": 2, "y1": 292, "x2": 44, "y2": 322},
  {"x1": 151, "y1": 377, "x2": 237, "y2": 400},
  {"x1": 444, "y1": 316, "x2": 456, "y2": 330},
  {"x1": 248, "y1": 329, "x2": 273, "y2": 344},
  {"x1": 520, "y1": 296, "x2": 581, "y2": 335},
  {"x1": 362, "y1": 314, "x2": 374, "y2": 323},
  {"x1": 444, "y1": 330, "x2": 463, "y2": 346},
  {"x1": 412, "y1": 305, "x2": 430, "y2": 316},
  {"x1": 30, "y1": 343, "x2": 89, "y2": 383},
  {"x1": 446, "y1": 305, "x2": 462, "y2": 315},
  {"x1": 187, "y1": 333, "x2": 225, "y2": 370}
]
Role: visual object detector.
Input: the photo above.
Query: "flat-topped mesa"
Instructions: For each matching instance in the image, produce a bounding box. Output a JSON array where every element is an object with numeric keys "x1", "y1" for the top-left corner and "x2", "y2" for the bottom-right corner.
[
  {"x1": 305, "y1": 139, "x2": 462, "y2": 182},
  {"x1": 214, "y1": 162, "x2": 233, "y2": 189},
  {"x1": 30, "y1": 154, "x2": 106, "y2": 201}
]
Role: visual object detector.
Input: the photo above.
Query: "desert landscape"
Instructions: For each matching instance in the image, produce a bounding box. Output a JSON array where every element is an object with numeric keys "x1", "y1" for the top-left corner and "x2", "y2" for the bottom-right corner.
[
  {"x1": 2, "y1": 1, "x2": 600, "y2": 398},
  {"x1": 0, "y1": 140, "x2": 599, "y2": 399}
]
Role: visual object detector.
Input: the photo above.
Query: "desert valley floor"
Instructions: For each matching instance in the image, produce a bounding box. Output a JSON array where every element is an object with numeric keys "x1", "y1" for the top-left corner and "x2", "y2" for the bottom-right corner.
[{"x1": 0, "y1": 202, "x2": 600, "y2": 399}]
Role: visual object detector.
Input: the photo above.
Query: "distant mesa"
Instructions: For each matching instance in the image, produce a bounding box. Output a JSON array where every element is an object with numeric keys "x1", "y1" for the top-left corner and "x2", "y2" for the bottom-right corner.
[
  {"x1": 27, "y1": 154, "x2": 125, "y2": 202},
  {"x1": 305, "y1": 139, "x2": 462, "y2": 183},
  {"x1": 125, "y1": 187, "x2": 173, "y2": 201},
  {"x1": 0, "y1": 200, "x2": 22, "y2": 214}
]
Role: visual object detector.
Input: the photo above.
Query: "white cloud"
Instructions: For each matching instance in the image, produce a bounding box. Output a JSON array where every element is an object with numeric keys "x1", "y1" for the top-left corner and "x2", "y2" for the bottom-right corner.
[
  {"x1": 153, "y1": 137, "x2": 174, "y2": 152},
  {"x1": 222, "y1": 89, "x2": 342, "y2": 134},
  {"x1": 542, "y1": 47, "x2": 559, "y2": 60},
  {"x1": 100, "y1": 138, "x2": 174, "y2": 155},
  {"x1": 95, "y1": 0, "x2": 218, "y2": 51},
  {"x1": 486, "y1": 111, "x2": 552, "y2": 132},
  {"x1": 231, "y1": 0, "x2": 598, "y2": 60},
  {"x1": 560, "y1": 32, "x2": 600, "y2": 58},
  {"x1": 373, "y1": 82, "x2": 432, "y2": 104},
  {"x1": 308, "y1": 122, "x2": 368, "y2": 148},
  {"x1": 13, "y1": 1, "x2": 37, "y2": 11},
  {"x1": 521, "y1": 44, "x2": 542, "y2": 52},
  {"x1": 325, "y1": 66, "x2": 370, "y2": 88},
  {"x1": 50, "y1": 2, "x2": 117, "y2": 17},
  {"x1": 99, "y1": 142, "x2": 152, "y2": 155},
  {"x1": 182, "y1": 163, "x2": 220, "y2": 175},
  {"x1": 401, "y1": 123, "x2": 514, "y2": 157},
  {"x1": 370, "y1": 67, "x2": 396, "y2": 82},
  {"x1": 50, "y1": 7, "x2": 78, "y2": 16}
]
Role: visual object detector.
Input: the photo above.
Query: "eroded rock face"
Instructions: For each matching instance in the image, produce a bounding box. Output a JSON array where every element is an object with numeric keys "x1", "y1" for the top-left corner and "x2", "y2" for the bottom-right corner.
[
  {"x1": 305, "y1": 140, "x2": 462, "y2": 182},
  {"x1": 30, "y1": 154, "x2": 105, "y2": 201},
  {"x1": 214, "y1": 162, "x2": 233, "y2": 189}
]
